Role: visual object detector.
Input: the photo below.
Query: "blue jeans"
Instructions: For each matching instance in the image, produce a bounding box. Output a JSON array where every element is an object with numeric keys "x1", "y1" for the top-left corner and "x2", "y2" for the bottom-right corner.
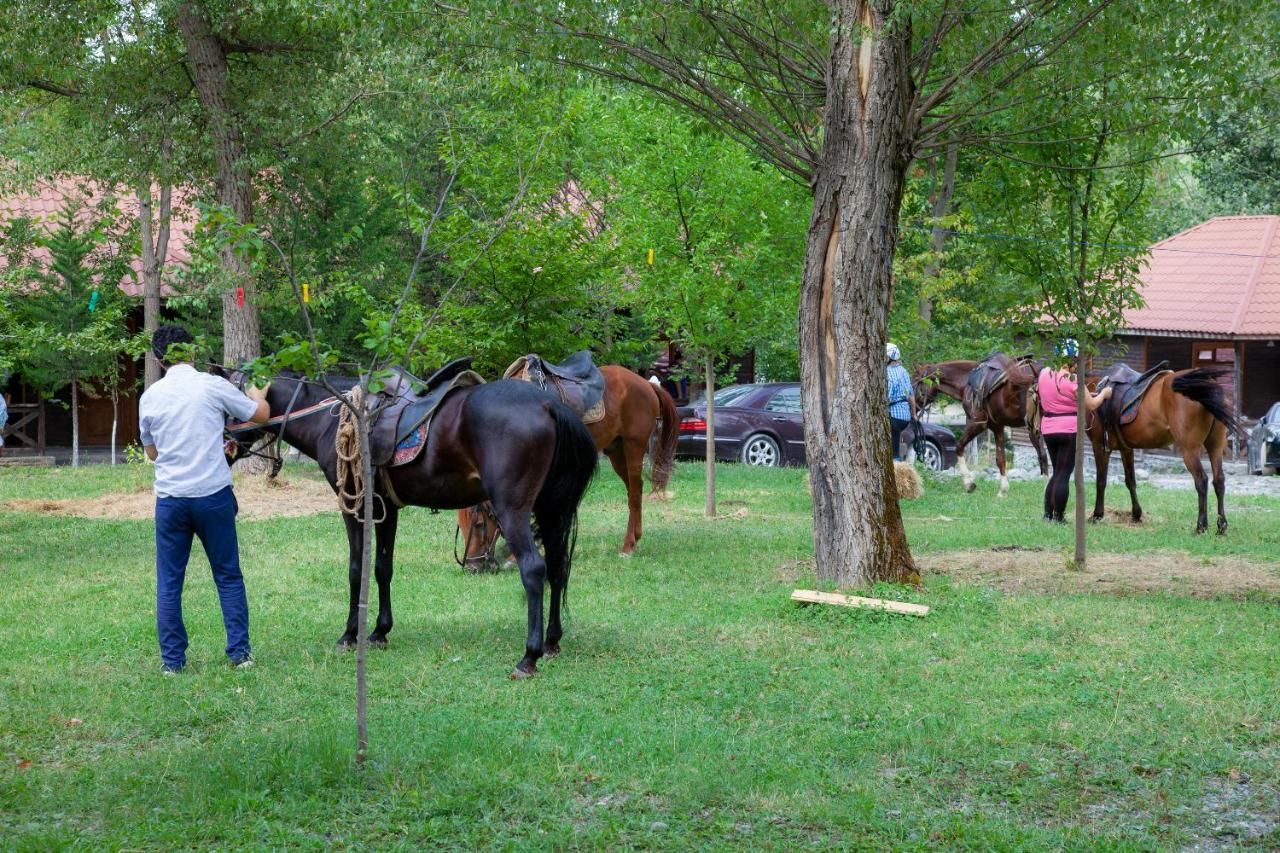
[{"x1": 155, "y1": 486, "x2": 250, "y2": 668}]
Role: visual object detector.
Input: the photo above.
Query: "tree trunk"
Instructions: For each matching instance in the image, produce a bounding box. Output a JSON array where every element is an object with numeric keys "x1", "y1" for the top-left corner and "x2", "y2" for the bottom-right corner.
[
  {"x1": 1073, "y1": 351, "x2": 1087, "y2": 568},
  {"x1": 704, "y1": 354, "x2": 716, "y2": 518},
  {"x1": 111, "y1": 390, "x2": 118, "y2": 465},
  {"x1": 71, "y1": 377, "x2": 80, "y2": 468},
  {"x1": 798, "y1": 0, "x2": 918, "y2": 586},
  {"x1": 138, "y1": 142, "x2": 173, "y2": 389},
  {"x1": 177, "y1": 2, "x2": 260, "y2": 364},
  {"x1": 355, "y1": 409, "x2": 374, "y2": 764},
  {"x1": 920, "y1": 142, "x2": 958, "y2": 323}
]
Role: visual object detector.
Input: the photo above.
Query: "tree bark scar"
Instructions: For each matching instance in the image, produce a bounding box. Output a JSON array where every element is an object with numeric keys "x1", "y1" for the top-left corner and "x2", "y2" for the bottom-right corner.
[
  {"x1": 818, "y1": 201, "x2": 840, "y2": 430},
  {"x1": 857, "y1": 3, "x2": 875, "y2": 115}
]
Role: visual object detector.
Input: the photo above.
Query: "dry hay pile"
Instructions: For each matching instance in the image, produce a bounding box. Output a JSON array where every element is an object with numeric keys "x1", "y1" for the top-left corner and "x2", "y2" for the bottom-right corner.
[
  {"x1": 894, "y1": 462, "x2": 924, "y2": 500},
  {"x1": 1, "y1": 473, "x2": 337, "y2": 521},
  {"x1": 919, "y1": 548, "x2": 1280, "y2": 600}
]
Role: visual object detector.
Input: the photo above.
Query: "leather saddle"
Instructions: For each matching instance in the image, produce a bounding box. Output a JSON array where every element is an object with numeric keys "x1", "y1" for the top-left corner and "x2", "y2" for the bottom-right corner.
[
  {"x1": 964, "y1": 352, "x2": 1036, "y2": 413},
  {"x1": 1097, "y1": 360, "x2": 1170, "y2": 430},
  {"x1": 504, "y1": 350, "x2": 606, "y2": 424},
  {"x1": 368, "y1": 358, "x2": 484, "y2": 467}
]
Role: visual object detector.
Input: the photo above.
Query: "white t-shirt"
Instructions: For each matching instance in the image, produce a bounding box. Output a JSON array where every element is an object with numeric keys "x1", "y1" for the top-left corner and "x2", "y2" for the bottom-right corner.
[{"x1": 138, "y1": 364, "x2": 258, "y2": 498}]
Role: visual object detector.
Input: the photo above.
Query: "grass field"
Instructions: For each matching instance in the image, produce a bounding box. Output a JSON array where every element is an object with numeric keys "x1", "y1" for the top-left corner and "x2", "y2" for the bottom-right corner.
[{"x1": 1, "y1": 460, "x2": 1278, "y2": 849}]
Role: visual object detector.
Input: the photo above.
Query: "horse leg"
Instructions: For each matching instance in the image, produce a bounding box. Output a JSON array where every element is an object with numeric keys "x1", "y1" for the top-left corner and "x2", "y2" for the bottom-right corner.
[
  {"x1": 1091, "y1": 436, "x2": 1111, "y2": 523},
  {"x1": 369, "y1": 506, "x2": 398, "y2": 647},
  {"x1": 541, "y1": 510, "x2": 569, "y2": 659},
  {"x1": 337, "y1": 512, "x2": 362, "y2": 650},
  {"x1": 953, "y1": 420, "x2": 987, "y2": 493},
  {"x1": 497, "y1": 508, "x2": 547, "y2": 678},
  {"x1": 1030, "y1": 424, "x2": 1049, "y2": 477},
  {"x1": 1180, "y1": 446, "x2": 1210, "y2": 534},
  {"x1": 605, "y1": 445, "x2": 642, "y2": 555},
  {"x1": 1121, "y1": 448, "x2": 1142, "y2": 524},
  {"x1": 994, "y1": 426, "x2": 1009, "y2": 497},
  {"x1": 1208, "y1": 427, "x2": 1228, "y2": 535}
]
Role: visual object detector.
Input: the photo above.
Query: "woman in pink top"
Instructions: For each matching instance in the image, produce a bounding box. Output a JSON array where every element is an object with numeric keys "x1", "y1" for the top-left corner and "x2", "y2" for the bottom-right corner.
[{"x1": 1037, "y1": 339, "x2": 1112, "y2": 522}]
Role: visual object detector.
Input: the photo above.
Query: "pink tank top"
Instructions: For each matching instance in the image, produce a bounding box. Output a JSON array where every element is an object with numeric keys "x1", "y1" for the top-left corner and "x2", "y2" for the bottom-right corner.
[{"x1": 1038, "y1": 368, "x2": 1078, "y2": 436}]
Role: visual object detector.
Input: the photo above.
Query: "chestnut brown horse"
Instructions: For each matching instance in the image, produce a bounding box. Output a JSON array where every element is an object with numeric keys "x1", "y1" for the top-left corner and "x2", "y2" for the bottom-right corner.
[
  {"x1": 458, "y1": 365, "x2": 678, "y2": 565},
  {"x1": 1084, "y1": 367, "x2": 1241, "y2": 534},
  {"x1": 914, "y1": 354, "x2": 1047, "y2": 496}
]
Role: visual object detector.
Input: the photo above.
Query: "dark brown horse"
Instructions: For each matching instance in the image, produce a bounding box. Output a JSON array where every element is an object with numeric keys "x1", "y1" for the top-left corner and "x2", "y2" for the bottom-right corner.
[
  {"x1": 914, "y1": 354, "x2": 1048, "y2": 496},
  {"x1": 225, "y1": 372, "x2": 597, "y2": 678},
  {"x1": 1085, "y1": 367, "x2": 1241, "y2": 534},
  {"x1": 459, "y1": 365, "x2": 678, "y2": 564}
]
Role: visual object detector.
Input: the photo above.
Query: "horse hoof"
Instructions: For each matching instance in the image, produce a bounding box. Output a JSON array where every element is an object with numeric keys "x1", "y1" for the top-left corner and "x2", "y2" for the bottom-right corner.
[
  {"x1": 336, "y1": 638, "x2": 357, "y2": 652},
  {"x1": 1217, "y1": 521, "x2": 1228, "y2": 536},
  {"x1": 964, "y1": 482, "x2": 976, "y2": 494},
  {"x1": 544, "y1": 643, "x2": 561, "y2": 659},
  {"x1": 369, "y1": 637, "x2": 389, "y2": 649},
  {"x1": 618, "y1": 550, "x2": 633, "y2": 559},
  {"x1": 510, "y1": 665, "x2": 538, "y2": 680}
]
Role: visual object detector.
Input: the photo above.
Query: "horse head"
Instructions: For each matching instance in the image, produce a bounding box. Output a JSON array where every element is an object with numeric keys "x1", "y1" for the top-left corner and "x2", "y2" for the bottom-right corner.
[
  {"x1": 913, "y1": 364, "x2": 942, "y2": 409},
  {"x1": 456, "y1": 502, "x2": 503, "y2": 573}
]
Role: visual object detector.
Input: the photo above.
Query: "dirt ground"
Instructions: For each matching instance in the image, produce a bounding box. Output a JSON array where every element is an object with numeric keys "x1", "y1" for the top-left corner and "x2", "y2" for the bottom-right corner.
[
  {"x1": 918, "y1": 548, "x2": 1280, "y2": 600},
  {"x1": 0, "y1": 473, "x2": 338, "y2": 521}
]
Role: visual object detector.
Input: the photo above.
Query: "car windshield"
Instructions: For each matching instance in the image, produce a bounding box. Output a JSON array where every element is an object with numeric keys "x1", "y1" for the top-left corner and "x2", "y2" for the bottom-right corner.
[{"x1": 697, "y1": 385, "x2": 755, "y2": 407}]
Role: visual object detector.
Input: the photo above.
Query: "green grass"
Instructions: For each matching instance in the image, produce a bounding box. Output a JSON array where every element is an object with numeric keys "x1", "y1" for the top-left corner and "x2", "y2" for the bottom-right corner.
[{"x1": 1, "y1": 461, "x2": 1278, "y2": 849}]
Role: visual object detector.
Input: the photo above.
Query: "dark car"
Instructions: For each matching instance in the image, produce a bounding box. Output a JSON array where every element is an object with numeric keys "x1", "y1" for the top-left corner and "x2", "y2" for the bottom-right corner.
[
  {"x1": 675, "y1": 382, "x2": 959, "y2": 471},
  {"x1": 1247, "y1": 402, "x2": 1280, "y2": 475}
]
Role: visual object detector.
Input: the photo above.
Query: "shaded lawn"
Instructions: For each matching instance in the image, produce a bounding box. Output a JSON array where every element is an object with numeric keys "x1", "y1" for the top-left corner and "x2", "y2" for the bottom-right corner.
[{"x1": 1, "y1": 461, "x2": 1277, "y2": 849}]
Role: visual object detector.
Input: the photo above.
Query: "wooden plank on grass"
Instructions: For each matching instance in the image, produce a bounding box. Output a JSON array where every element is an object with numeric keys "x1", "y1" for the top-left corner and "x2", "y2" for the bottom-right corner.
[{"x1": 791, "y1": 589, "x2": 929, "y2": 616}]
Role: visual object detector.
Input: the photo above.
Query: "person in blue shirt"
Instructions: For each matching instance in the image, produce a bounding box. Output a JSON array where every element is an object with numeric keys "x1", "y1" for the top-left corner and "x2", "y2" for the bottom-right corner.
[
  {"x1": 138, "y1": 325, "x2": 269, "y2": 674},
  {"x1": 886, "y1": 343, "x2": 916, "y2": 461}
]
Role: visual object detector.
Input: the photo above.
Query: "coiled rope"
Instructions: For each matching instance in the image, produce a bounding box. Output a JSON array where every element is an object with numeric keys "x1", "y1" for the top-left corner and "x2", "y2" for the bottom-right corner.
[{"x1": 335, "y1": 386, "x2": 382, "y2": 520}]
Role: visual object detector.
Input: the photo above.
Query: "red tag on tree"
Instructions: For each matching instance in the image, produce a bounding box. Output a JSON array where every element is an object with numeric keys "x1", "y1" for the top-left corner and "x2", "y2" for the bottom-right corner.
[{"x1": 236, "y1": 287, "x2": 245, "y2": 307}]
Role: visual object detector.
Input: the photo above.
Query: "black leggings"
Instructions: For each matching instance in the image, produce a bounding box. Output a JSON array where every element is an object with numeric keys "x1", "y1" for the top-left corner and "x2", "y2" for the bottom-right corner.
[
  {"x1": 890, "y1": 418, "x2": 910, "y2": 461},
  {"x1": 1043, "y1": 433, "x2": 1076, "y2": 521}
]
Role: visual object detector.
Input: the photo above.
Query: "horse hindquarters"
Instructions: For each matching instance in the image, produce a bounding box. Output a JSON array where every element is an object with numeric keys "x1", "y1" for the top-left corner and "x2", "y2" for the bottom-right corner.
[{"x1": 535, "y1": 402, "x2": 598, "y2": 654}]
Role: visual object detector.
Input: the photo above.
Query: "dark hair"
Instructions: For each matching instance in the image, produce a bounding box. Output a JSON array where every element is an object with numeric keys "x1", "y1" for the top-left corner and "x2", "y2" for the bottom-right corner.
[{"x1": 152, "y1": 324, "x2": 194, "y2": 364}]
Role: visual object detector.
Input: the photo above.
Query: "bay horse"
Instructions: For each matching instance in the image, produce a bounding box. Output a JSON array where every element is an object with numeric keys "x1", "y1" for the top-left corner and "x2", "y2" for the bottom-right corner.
[
  {"x1": 914, "y1": 354, "x2": 1048, "y2": 496},
  {"x1": 1085, "y1": 366, "x2": 1240, "y2": 534},
  {"x1": 224, "y1": 371, "x2": 597, "y2": 678},
  {"x1": 458, "y1": 365, "x2": 678, "y2": 564}
]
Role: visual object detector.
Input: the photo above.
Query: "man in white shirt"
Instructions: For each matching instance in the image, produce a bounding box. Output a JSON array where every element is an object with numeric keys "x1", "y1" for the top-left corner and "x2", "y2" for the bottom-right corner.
[{"x1": 139, "y1": 325, "x2": 269, "y2": 673}]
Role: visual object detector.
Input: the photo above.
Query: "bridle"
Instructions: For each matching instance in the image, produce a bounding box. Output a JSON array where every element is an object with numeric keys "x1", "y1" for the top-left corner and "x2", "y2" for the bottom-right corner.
[
  {"x1": 222, "y1": 370, "x2": 334, "y2": 478},
  {"x1": 454, "y1": 501, "x2": 500, "y2": 569}
]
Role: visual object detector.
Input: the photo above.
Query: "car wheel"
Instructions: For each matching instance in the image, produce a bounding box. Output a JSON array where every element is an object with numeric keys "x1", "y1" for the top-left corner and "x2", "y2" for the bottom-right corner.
[
  {"x1": 919, "y1": 439, "x2": 945, "y2": 472},
  {"x1": 741, "y1": 434, "x2": 781, "y2": 467}
]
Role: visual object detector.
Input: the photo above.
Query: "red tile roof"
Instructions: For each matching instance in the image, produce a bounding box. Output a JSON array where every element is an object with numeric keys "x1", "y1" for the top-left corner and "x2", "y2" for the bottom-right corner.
[
  {"x1": 1124, "y1": 215, "x2": 1280, "y2": 337},
  {"x1": 0, "y1": 176, "x2": 196, "y2": 296}
]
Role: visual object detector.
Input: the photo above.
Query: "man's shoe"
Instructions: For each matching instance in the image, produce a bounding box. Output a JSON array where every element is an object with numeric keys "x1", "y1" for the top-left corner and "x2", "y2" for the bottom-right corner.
[
  {"x1": 230, "y1": 655, "x2": 255, "y2": 669},
  {"x1": 161, "y1": 663, "x2": 184, "y2": 675}
]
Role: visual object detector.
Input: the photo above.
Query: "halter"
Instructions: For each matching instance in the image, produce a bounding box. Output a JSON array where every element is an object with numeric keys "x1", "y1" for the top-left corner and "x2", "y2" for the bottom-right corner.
[{"x1": 454, "y1": 501, "x2": 499, "y2": 570}]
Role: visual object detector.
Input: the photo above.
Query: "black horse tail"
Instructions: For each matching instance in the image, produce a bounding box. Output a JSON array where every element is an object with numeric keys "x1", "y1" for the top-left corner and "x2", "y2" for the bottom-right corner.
[
  {"x1": 534, "y1": 400, "x2": 598, "y2": 598},
  {"x1": 1171, "y1": 368, "x2": 1244, "y2": 437},
  {"x1": 649, "y1": 383, "x2": 679, "y2": 493}
]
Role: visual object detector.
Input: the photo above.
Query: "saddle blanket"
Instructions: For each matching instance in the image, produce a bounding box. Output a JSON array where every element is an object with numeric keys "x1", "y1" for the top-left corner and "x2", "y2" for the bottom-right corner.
[{"x1": 393, "y1": 422, "x2": 429, "y2": 466}]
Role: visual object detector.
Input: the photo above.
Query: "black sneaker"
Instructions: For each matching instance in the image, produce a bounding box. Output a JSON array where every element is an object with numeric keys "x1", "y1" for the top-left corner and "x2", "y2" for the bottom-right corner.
[
  {"x1": 161, "y1": 663, "x2": 184, "y2": 675},
  {"x1": 230, "y1": 655, "x2": 255, "y2": 669}
]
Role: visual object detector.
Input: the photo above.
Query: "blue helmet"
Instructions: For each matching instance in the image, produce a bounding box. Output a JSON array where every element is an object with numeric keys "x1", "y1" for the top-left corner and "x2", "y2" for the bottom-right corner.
[{"x1": 1055, "y1": 337, "x2": 1079, "y2": 358}]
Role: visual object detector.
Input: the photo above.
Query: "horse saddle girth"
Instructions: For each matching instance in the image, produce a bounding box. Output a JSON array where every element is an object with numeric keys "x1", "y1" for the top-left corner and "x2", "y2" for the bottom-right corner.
[
  {"x1": 504, "y1": 350, "x2": 606, "y2": 424},
  {"x1": 1097, "y1": 361, "x2": 1171, "y2": 430},
  {"x1": 368, "y1": 358, "x2": 485, "y2": 468}
]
